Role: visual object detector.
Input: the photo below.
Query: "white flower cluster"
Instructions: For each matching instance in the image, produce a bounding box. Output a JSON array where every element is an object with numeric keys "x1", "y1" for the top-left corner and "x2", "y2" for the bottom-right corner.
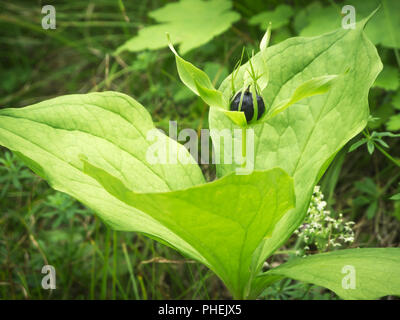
[{"x1": 294, "y1": 186, "x2": 355, "y2": 257}]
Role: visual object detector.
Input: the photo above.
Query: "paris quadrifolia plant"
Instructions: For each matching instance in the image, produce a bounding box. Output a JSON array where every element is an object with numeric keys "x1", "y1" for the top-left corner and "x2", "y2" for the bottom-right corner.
[{"x1": 0, "y1": 11, "x2": 399, "y2": 299}]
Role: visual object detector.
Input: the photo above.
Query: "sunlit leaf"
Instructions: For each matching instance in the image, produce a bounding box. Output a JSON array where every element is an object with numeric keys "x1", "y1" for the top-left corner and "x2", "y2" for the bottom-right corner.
[
  {"x1": 83, "y1": 161, "x2": 295, "y2": 299},
  {"x1": 168, "y1": 36, "x2": 228, "y2": 109},
  {"x1": 0, "y1": 91, "x2": 295, "y2": 299},
  {"x1": 209, "y1": 16, "x2": 382, "y2": 295},
  {"x1": 265, "y1": 75, "x2": 339, "y2": 120}
]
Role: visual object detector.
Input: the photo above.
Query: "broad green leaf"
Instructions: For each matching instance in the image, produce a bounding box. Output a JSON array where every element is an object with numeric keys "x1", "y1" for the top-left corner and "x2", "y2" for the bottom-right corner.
[
  {"x1": 83, "y1": 161, "x2": 295, "y2": 299},
  {"x1": 373, "y1": 65, "x2": 399, "y2": 91},
  {"x1": 252, "y1": 248, "x2": 400, "y2": 299},
  {"x1": 0, "y1": 92, "x2": 207, "y2": 262},
  {"x1": 0, "y1": 90, "x2": 295, "y2": 299},
  {"x1": 209, "y1": 16, "x2": 382, "y2": 296},
  {"x1": 115, "y1": 0, "x2": 240, "y2": 55},
  {"x1": 297, "y1": 0, "x2": 400, "y2": 49},
  {"x1": 168, "y1": 36, "x2": 228, "y2": 109},
  {"x1": 265, "y1": 75, "x2": 339, "y2": 120},
  {"x1": 249, "y1": 4, "x2": 294, "y2": 30},
  {"x1": 295, "y1": 3, "x2": 341, "y2": 37},
  {"x1": 387, "y1": 114, "x2": 400, "y2": 131}
]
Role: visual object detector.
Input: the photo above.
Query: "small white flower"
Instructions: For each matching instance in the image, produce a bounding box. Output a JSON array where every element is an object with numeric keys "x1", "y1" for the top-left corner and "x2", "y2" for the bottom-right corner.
[{"x1": 296, "y1": 185, "x2": 355, "y2": 256}]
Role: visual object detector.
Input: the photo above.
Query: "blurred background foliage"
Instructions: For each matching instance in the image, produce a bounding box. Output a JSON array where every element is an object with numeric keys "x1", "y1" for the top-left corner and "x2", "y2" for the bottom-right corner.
[{"x1": 0, "y1": 0, "x2": 399, "y2": 300}]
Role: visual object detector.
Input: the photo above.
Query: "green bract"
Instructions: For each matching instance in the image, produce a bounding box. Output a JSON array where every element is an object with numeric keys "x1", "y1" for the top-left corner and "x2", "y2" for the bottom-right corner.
[
  {"x1": 167, "y1": 28, "x2": 339, "y2": 127},
  {"x1": 0, "y1": 13, "x2": 399, "y2": 299}
]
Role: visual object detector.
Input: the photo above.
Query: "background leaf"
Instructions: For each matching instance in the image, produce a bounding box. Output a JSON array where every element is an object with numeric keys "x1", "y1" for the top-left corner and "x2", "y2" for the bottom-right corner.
[
  {"x1": 115, "y1": 0, "x2": 240, "y2": 55},
  {"x1": 387, "y1": 114, "x2": 400, "y2": 131},
  {"x1": 373, "y1": 65, "x2": 399, "y2": 91},
  {"x1": 249, "y1": 4, "x2": 294, "y2": 30}
]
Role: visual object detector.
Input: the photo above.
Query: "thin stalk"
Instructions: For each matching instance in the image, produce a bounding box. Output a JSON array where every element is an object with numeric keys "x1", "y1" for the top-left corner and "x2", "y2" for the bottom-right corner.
[
  {"x1": 242, "y1": 127, "x2": 247, "y2": 169},
  {"x1": 101, "y1": 227, "x2": 111, "y2": 299},
  {"x1": 122, "y1": 242, "x2": 140, "y2": 299},
  {"x1": 112, "y1": 231, "x2": 118, "y2": 299},
  {"x1": 375, "y1": 143, "x2": 400, "y2": 168}
]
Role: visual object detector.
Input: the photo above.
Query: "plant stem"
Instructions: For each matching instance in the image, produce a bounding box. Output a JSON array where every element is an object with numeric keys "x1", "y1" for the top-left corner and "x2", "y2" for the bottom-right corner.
[
  {"x1": 242, "y1": 127, "x2": 247, "y2": 169},
  {"x1": 375, "y1": 143, "x2": 400, "y2": 168},
  {"x1": 363, "y1": 131, "x2": 400, "y2": 168}
]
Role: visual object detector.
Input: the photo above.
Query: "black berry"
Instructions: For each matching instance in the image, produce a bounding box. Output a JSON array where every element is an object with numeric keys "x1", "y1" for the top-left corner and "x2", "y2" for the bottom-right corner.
[{"x1": 230, "y1": 90, "x2": 265, "y2": 122}]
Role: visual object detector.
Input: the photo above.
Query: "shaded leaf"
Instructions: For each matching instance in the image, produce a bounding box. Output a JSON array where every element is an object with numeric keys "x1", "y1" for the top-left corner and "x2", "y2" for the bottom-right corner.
[
  {"x1": 373, "y1": 65, "x2": 399, "y2": 91},
  {"x1": 387, "y1": 114, "x2": 400, "y2": 131},
  {"x1": 115, "y1": 0, "x2": 240, "y2": 55},
  {"x1": 249, "y1": 4, "x2": 294, "y2": 30},
  {"x1": 296, "y1": 0, "x2": 400, "y2": 49},
  {"x1": 253, "y1": 248, "x2": 400, "y2": 299},
  {"x1": 349, "y1": 138, "x2": 368, "y2": 152}
]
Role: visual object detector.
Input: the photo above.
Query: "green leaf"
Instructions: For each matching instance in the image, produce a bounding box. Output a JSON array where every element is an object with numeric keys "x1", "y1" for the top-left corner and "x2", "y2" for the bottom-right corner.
[
  {"x1": 195, "y1": 80, "x2": 227, "y2": 109},
  {"x1": 355, "y1": 178, "x2": 378, "y2": 196},
  {"x1": 391, "y1": 193, "x2": 400, "y2": 200},
  {"x1": 0, "y1": 91, "x2": 295, "y2": 299},
  {"x1": 265, "y1": 74, "x2": 339, "y2": 120},
  {"x1": 392, "y1": 91, "x2": 400, "y2": 110},
  {"x1": 209, "y1": 16, "x2": 382, "y2": 294},
  {"x1": 295, "y1": 3, "x2": 340, "y2": 37},
  {"x1": 167, "y1": 36, "x2": 228, "y2": 109},
  {"x1": 260, "y1": 24, "x2": 272, "y2": 52},
  {"x1": 367, "y1": 140, "x2": 375, "y2": 154},
  {"x1": 296, "y1": 0, "x2": 400, "y2": 49},
  {"x1": 115, "y1": 0, "x2": 240, "y2": 55},
  {"x1": 373, "y1": 65, "x2": 399, "y2": 91},
  {"x1": 372, "y1": 131, "x2": 400, "y2": 138},
  {"x1": 83, "y1": 161, "x2": 295, "y2": 299},
  {"x1": 0, "y1": 92, "x2": 207, "y2": 262},
  {"x1": 249, "y1": 4, "x2": 294, "y2": 30},
  {"x1": 367, "y1": 200, "x2": 378, "y2": 219},
  {"x1": 252, "y1": 248, "x2": 400, "y2": 299},
  {"x1": 387, "y1": 114, "x2": 400, "y2": 131},
  {"x1": 349, "y1": 138, "x2": 368, "y2": 152},
  {"x1": 376, "y1": 138, "x2": 389, "y2": 148},
  {"x1": 222, "y1": 110, "x2": 247, "y2": 127}
]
